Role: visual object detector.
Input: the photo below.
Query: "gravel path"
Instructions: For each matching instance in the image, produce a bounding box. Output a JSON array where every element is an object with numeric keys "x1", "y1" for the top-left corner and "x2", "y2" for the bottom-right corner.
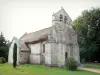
[{"x1": 79, "y1": 67, "x2": 100, "y2": 73}]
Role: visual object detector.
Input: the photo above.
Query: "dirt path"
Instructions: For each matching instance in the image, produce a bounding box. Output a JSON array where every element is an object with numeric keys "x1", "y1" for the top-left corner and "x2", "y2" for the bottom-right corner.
[{"x1": 79, "y1": 67, "x2": 100, "y2": 73}]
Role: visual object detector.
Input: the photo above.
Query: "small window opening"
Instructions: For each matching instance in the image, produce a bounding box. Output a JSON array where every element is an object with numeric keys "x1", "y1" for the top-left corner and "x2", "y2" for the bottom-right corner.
[
  {"x1": 60, "y1": 14, "x2": 63, "y2": 21},
  {"x1": 65, "y1": 52, "x2": 67, "y2": 59},
  {"x1": 64, "y1": 16, "x2": 67, "y2": 24},
  {"x1": 43, "y1": 44, "x2": 45, "y2": 53}
]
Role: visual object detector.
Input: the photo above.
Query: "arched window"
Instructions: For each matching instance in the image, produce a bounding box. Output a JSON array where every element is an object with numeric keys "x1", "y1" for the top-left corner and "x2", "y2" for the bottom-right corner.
[
  {"x1": 64, "y1": 16, "x2": 67, "y2": 24},
  {"x1": 60, "y1": 14, "x2": 63, "y2": 21}
]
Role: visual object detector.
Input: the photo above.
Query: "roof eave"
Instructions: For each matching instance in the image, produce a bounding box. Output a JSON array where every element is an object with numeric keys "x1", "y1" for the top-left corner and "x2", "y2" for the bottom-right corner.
[{"x1": 25, "y1": 36, "x2": 48, "y2": 44}]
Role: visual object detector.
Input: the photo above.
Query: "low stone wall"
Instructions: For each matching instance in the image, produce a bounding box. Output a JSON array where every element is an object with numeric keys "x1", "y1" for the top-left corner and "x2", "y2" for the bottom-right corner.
[{"x1": 19, "y1": 51, "x2": 30, "y2": 64}]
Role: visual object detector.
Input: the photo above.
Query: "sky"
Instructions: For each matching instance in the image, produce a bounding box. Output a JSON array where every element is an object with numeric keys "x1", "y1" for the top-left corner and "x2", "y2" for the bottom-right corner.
[{"x1": 0, "y1": 0, "x2": 100, "y2": 41}]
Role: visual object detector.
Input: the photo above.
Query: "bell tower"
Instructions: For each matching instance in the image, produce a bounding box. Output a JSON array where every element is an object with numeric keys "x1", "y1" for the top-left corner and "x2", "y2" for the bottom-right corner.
[
  {"x1": 51, "y1": 7, "x2": 72, "y2": 43},
  {"x1": 52, "y1": 7, "x2": 72, "y2": 26},
  {"x1": 50, "y1": 7, "x2": 80, "y2": 66}
]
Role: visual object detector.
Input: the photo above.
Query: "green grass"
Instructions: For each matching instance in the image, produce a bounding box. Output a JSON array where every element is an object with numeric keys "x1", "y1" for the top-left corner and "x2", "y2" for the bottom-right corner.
[
  {"x1": 83, "y1": 63, "x2": 100, "y2": 69},
  {"x1": 0, "y1": 63, "x2": 100, "y2": 75}
]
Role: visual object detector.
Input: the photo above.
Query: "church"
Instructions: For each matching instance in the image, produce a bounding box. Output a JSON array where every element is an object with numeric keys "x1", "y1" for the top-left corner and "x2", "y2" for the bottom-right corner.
[{"x1": 8, "y1": 8, "x2": 80, "y2": 67}]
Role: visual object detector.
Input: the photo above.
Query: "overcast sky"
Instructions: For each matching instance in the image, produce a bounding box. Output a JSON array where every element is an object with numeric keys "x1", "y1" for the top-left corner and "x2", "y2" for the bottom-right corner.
[{"x1": 0, "y1": 0, "x2": 100, "y2": 41}]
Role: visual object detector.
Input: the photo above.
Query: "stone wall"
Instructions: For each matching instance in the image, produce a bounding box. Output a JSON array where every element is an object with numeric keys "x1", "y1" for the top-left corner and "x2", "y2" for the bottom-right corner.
[
  {"x1": 29, "y1": 43, "x2": 41, "y2": 64},
  {"x1": 51, "y1": 43, "x2": 57, "y2": 66},
  {"x1": 45, "y1": 43, "x2": 51, "y2": 65},
  {"x1": 57, "y1": 43, "x2": 66, "y2": 67},
  {"x1": 19, "y1": 51, "x2": 30, "y2": 64},
  {"x1": 50, "y1": 42, "x2": 76, "y2": 67}
]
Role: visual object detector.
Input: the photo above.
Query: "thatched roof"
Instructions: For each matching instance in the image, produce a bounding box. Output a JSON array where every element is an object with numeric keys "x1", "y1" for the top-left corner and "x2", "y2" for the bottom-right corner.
[
  {"x1": 20, "y1": 27, "x2": 51, "y2": 43},
  {"x1": 19, "y1": 40, "x2": 29, "y2": 51},
  {"x1": 19, "y1": 27, "x2": 51, "y2": 51}
]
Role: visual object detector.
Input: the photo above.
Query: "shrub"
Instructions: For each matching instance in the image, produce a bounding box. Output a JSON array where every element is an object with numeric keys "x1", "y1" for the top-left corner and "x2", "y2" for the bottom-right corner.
[
  {"x1": 1, "y1": 57, "x2": 6, "y2": 63},
  {"x1": 65, "y1": 57, "x2": 78, "y2": 71},
  {"x1": 0, "y1": 57, "x2": 6, "y2": 64}
]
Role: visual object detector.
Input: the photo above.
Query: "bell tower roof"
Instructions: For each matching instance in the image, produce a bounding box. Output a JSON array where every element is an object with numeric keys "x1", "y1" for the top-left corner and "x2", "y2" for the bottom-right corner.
[
  {"x1": 53, "y1": 7, "x2": 67, "y2": 15},
  {"x1": 52, "y1": 7, "x2": 72, "y2": 25}
]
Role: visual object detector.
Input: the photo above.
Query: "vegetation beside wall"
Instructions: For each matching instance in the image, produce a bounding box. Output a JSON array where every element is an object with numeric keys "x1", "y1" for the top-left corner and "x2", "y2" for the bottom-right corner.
[
  {"x1": 73, "y1": 8, "x2": 100, "y2": 63},
  {"x1": 0, "y1": 32, "x2": 11, "y2": 62},
  {"x1": 83, "y1": 63, "x2": 100, "y2": 69},
  {"x1": 65, "y1": 57, "x2": 78, "y2": 71}
]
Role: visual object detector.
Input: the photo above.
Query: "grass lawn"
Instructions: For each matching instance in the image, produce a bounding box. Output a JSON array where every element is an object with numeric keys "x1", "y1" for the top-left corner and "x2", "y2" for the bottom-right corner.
[
  {"x1": 83, "y1": 63, "x2": 100, "y2": 69},
  {"x1": 0, "y1": 64, "x2": 100, "y2": 75}
]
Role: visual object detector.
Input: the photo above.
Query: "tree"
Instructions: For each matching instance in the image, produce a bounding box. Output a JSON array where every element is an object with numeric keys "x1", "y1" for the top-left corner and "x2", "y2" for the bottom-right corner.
[
  {"x1": 73, "y1": 8, "x2": 100, "y2": 62},
  {"x1": 0, "y1": 32, "x2": 9, "y2": 61},
  {"x1": 13, "y1": 43, "x2": 17, "y2": 68}
]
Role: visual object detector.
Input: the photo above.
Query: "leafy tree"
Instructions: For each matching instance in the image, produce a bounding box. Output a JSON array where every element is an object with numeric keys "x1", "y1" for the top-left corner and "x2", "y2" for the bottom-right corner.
[
  {"x1": 73, "y1": 8, "x2": 100, "y2": 62},
  {"x1": 7, "y1": 41, "x2": 11, "y2": 49},
  {"x1": 0, "y1": 32, "x2": 9, "y2": 61}
]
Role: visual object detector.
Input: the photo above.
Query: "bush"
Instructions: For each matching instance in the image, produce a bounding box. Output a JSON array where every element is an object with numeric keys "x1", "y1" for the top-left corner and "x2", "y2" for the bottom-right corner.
[
  {"x1": 65, "y1": 57, "x2": 78, "y2": 71},
  {"x1": 1, "y1": 57, "x2": 6, "y2": 63},
  {"x1": 0, "y1": 57, "x2": 6, "y2": 64}
]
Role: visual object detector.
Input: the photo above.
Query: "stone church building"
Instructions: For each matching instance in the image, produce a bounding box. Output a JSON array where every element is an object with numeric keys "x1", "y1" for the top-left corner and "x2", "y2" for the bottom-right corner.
[{"x1": 8, "y1": 8, "x2": 80, "y2": 67}]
